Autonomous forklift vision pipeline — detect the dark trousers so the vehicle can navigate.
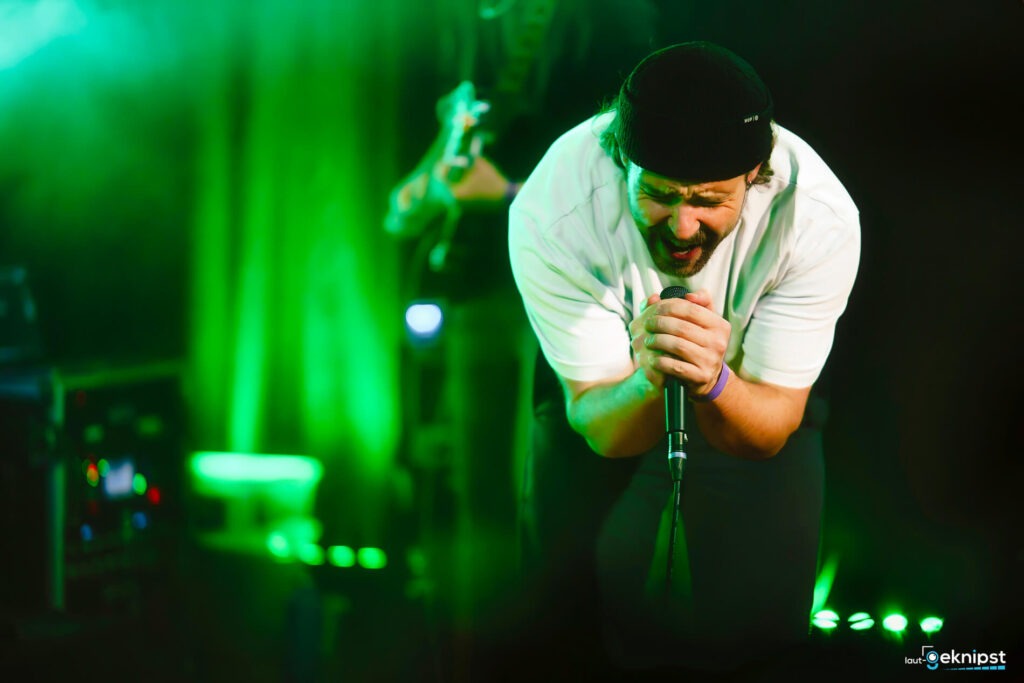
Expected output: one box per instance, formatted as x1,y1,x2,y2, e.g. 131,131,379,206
519,356,826,677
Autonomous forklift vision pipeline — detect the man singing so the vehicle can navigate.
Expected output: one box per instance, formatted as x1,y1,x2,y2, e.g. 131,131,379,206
510,41,860,675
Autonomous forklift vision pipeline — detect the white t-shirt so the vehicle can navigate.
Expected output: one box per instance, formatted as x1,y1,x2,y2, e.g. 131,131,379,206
509,114,860,389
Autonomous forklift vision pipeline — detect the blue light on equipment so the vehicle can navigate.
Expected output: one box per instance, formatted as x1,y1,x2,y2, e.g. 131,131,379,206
405,303,443,339
131,511,148,530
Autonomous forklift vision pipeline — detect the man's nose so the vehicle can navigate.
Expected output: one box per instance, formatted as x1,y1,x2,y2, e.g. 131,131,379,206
669,205,701,240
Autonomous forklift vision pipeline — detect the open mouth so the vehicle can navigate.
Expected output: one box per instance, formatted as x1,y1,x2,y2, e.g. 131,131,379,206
669,245,700,261
661,236,702,261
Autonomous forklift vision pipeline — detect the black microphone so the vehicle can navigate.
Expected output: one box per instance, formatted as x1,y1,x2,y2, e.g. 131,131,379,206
658,286,690,593
659,286,689,482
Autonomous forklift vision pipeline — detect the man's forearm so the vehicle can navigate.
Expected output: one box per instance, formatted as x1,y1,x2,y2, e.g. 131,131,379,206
565,364,808,460
692,368,808,459
564,368,665,458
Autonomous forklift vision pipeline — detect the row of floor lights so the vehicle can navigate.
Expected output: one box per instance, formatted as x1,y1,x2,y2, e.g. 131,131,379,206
812,609,943,634
266,534,388,569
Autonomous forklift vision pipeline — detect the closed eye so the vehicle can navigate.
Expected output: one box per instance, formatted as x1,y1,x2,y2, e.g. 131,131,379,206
690,198,725,207
644,192,679,205
644,192,724,208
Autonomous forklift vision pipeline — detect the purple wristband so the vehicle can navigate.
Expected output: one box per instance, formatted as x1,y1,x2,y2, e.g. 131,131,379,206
690,363,730,402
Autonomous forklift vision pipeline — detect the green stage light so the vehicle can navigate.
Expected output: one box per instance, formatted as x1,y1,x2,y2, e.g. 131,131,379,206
0,0,86,70
811,554,839,615
266,532,290,559
133,473,147,495
848,612,874,631
191,452,323,559
883,614,909,632
328,545,356,568
357,547,387,569
297,543,325,566
812,609,839,631
191,451,323,484
920,616,944,634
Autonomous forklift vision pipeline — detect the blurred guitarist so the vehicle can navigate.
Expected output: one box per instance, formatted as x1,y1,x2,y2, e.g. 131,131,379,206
386,1,663,679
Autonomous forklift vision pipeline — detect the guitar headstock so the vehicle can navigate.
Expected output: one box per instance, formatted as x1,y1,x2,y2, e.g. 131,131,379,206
385,81,491,238
436,81,492,182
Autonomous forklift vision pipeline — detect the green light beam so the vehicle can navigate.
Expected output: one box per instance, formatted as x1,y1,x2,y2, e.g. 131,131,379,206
811,553,840,614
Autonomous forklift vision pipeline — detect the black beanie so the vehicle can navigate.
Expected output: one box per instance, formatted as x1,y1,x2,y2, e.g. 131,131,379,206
616,42,774,181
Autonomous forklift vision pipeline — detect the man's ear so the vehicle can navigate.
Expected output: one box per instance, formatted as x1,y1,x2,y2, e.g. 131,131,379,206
745,163,762,185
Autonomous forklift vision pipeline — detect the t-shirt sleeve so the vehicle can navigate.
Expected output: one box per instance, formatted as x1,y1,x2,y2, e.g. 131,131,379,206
509,208,634,383
739,201,861,388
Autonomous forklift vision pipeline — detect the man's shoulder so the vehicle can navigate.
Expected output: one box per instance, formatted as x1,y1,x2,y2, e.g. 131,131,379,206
533,113,618,187
548,112,614,154
746,125,860,278
512,114,622,232
768,125,858,221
